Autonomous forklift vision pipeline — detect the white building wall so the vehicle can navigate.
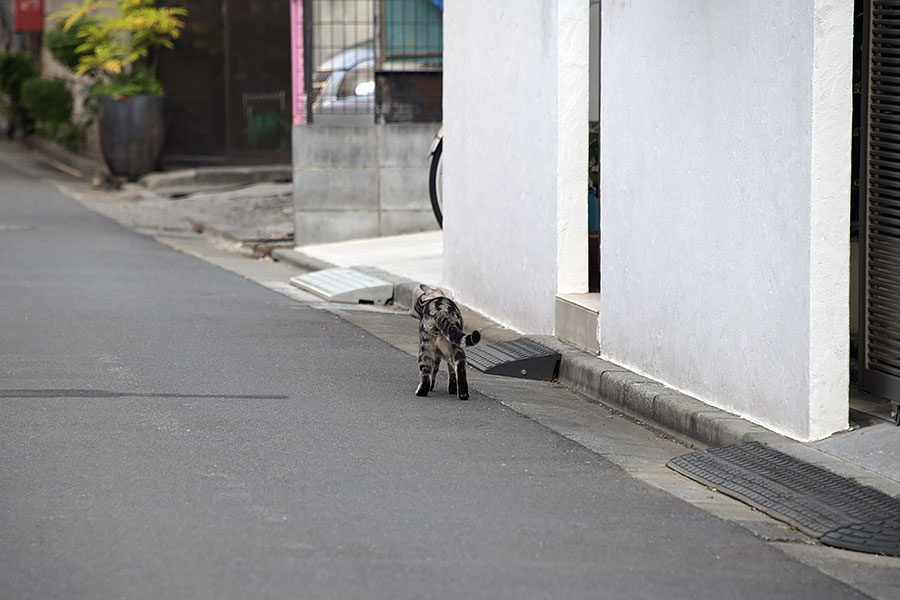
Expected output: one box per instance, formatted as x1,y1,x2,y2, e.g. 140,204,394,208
442,0,589,334
600,0,851,441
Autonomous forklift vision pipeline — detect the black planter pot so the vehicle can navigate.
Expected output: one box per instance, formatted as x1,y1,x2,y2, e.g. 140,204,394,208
97,95,166,180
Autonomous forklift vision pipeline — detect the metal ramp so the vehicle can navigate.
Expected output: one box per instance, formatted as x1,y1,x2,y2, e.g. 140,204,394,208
289,268,393,304
467,338,561,381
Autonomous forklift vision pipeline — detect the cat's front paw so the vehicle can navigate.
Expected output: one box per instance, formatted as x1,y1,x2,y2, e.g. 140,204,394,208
416,380,430,397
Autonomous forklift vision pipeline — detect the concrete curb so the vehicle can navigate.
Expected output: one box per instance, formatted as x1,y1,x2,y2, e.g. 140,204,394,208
26,137,107,181
555,346,783,448
141,165,292,190
271,246,342,274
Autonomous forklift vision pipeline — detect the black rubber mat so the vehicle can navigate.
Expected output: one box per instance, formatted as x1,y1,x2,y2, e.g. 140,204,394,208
821,517,900,556
668,442,900,551
466,338,561,381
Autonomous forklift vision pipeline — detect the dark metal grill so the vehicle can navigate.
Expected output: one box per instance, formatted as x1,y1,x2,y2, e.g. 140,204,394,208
156,0,291,163
863,1,900,395
305,0,441,124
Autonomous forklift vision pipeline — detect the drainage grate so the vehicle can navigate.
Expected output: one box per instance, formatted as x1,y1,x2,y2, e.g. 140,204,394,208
467,338,561,381
289,268,393,304
668,442,900,555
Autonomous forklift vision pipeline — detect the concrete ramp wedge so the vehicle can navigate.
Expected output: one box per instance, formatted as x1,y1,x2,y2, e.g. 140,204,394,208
289,268,393,305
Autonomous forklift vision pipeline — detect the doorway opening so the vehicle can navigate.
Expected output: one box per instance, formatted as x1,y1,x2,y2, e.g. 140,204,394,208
852,0,900,427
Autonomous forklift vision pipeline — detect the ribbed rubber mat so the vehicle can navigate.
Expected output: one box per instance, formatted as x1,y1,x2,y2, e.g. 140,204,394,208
821,517,900,556
466,338,561,381
668,442,900,546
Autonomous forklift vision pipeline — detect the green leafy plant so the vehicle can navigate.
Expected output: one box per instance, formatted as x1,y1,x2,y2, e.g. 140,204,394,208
0,52,38,105
21,77,74,125
51,0,187,100
93,65,163,99
0,52,38,136
53,121,87,152
20,77,85,152
45,16,98,73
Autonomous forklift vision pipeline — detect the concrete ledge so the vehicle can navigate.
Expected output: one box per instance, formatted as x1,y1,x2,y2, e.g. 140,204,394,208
26,136,106,181
556,346,783,448
141,165,292,190
555,294,600,353
271,247,339,274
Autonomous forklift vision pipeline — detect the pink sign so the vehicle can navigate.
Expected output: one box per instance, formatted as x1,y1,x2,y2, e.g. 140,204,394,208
290,0,306,125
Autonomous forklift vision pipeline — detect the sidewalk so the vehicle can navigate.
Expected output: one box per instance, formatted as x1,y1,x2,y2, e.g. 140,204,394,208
273,233,900,495
18,137,900,504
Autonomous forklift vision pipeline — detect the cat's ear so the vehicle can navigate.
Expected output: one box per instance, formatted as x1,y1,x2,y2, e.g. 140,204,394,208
419,284,432,293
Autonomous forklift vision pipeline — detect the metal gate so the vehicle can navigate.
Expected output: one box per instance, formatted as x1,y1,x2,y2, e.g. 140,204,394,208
156,0,292,164
859,0,900,399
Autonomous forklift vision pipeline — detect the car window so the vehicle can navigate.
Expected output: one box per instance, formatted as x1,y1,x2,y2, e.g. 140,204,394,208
337,60,375,98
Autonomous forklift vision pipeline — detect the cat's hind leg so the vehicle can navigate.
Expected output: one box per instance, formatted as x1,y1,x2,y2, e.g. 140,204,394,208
430,356,441,391
416,350,435,397
453,350,469,400
448,364,457,395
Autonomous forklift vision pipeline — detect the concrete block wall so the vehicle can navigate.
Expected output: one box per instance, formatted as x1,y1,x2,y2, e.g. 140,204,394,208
292,124,439,245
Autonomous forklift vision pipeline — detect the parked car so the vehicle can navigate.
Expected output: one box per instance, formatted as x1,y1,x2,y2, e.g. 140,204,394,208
312,41,375,126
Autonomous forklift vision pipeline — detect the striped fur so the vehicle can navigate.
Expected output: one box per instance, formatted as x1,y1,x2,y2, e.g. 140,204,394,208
413,285,480,399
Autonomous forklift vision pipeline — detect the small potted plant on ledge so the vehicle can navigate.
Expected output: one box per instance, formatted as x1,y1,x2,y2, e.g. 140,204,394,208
52,0,187,180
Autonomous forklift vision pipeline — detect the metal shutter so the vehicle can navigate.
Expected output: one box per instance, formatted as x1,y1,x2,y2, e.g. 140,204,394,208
862,0,900,397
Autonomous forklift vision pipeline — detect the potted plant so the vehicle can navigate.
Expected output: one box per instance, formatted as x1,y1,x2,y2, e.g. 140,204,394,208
52,0,187,180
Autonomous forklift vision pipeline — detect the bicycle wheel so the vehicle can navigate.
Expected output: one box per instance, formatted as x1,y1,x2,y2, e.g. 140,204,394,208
429,138,443,229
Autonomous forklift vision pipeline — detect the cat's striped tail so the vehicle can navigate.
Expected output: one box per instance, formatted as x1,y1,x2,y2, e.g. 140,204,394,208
450,327,480,346
439,317,481,347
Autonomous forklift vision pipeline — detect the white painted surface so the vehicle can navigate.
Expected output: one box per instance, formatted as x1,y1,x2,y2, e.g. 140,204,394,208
442,0,589,334
294,231,443,287
808,0,853,440
289,268,393,304
600,0,851,441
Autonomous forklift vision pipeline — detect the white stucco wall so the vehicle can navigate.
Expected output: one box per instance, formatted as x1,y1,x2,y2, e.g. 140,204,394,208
600,0,851,441
442,0,589,334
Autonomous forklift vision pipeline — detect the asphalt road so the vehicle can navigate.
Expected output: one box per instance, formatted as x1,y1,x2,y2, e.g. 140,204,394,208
0,150,870,599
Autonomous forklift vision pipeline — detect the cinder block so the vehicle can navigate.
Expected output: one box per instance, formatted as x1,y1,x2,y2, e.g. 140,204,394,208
293,169,378,210
293,125,378,169
380,210,439,236
380,168,431,211
689,412,753,448
379,124,439,166
652,390,707,437
293,211,379,245
558,353,625,400
599,370,651,408
622,380,664,420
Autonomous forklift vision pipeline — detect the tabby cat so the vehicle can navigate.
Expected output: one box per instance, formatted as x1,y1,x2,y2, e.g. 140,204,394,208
412,284,480,400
